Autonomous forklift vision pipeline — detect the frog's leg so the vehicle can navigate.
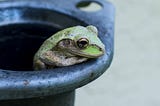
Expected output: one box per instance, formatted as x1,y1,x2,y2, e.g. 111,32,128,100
33,59,46,70
40,51,88,67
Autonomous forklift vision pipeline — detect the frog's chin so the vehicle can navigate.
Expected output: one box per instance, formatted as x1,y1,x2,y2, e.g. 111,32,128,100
67,49,105,58
75,52,104,58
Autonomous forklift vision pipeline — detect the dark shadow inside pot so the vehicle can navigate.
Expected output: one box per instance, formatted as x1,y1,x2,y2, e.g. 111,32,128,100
0,23,59,71
0,7,86,71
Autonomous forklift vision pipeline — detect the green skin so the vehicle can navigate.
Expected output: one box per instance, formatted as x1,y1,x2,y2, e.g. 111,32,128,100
33,25,105,70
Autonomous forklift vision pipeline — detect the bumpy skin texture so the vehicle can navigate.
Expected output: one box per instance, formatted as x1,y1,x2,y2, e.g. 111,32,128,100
33,25,105,70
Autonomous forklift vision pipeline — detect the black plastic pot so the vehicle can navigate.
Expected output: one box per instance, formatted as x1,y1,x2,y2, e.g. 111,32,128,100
0,0,115,106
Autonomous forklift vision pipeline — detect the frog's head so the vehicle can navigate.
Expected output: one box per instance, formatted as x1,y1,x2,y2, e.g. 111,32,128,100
57,25,105,58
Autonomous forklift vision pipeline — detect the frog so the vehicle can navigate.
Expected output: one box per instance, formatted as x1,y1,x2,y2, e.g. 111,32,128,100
33,25,105,70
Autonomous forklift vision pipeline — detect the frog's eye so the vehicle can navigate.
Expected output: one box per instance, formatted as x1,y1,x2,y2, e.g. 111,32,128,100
77,38,89,49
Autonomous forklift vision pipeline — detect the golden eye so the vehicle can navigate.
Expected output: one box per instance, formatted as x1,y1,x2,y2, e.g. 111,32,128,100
77,38,89,49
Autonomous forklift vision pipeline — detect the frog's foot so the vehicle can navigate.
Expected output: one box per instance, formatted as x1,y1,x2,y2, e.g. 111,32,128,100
33,60,46,71
40,51,88,67
56,56,88,66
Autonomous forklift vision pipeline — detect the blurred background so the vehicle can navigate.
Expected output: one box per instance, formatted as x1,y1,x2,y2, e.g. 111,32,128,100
76,0,160,106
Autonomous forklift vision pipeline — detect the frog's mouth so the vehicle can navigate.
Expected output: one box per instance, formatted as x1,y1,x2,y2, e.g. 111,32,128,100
67,45,105,58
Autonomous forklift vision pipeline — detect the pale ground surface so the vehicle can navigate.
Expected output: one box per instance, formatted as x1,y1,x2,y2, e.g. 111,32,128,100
76,0,160,106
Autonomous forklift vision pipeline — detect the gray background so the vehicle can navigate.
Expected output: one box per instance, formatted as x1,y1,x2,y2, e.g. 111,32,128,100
76,0,160,106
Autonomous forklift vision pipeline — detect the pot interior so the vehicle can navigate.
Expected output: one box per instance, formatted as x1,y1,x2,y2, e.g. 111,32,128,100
0,7,85,71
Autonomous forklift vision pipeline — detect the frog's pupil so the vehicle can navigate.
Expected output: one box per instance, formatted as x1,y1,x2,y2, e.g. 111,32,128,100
77,39,88,48
80,41,87,45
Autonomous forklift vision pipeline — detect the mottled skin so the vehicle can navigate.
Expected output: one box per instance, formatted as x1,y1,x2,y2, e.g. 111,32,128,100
33,25,105,70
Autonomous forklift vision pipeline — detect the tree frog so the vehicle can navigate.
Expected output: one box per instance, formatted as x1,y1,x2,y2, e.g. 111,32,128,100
33,25,105,70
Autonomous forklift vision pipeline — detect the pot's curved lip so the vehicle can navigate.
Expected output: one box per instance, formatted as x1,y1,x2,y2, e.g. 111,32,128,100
0,0,115,100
